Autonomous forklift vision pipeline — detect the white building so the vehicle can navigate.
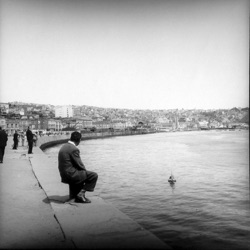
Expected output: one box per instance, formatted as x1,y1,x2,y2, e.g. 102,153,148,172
55,105,73,118
198,121,209,128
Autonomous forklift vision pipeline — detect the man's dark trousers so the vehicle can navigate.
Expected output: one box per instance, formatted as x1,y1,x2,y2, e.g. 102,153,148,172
13,140,18,149
28,140,33,154
0,146,6,162
69,170,98,198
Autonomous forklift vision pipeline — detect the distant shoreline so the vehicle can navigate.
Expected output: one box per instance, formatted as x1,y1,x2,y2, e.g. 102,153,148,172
157,127,248,133
39,128,248,150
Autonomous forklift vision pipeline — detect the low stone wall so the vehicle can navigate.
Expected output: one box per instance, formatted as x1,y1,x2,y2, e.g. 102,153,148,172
38,134,70,150
38,130,155,150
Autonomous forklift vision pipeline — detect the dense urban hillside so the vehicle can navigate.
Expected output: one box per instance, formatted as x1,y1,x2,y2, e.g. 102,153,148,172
0,101,249,134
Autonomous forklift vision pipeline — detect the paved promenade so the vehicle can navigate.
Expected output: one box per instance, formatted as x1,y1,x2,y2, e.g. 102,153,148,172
0,138,172,249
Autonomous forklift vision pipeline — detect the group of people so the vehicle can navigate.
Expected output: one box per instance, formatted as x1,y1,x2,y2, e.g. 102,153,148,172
12,128,37,152
0,127,35,163
0,127,98,204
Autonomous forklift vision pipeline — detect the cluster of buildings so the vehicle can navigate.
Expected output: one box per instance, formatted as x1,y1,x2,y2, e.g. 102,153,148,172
0,102,248,135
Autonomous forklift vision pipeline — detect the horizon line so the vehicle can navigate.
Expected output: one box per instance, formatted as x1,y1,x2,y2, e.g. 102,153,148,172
1,100,249,111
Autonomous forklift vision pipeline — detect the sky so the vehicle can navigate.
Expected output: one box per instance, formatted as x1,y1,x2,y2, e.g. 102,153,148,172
0,0,249,110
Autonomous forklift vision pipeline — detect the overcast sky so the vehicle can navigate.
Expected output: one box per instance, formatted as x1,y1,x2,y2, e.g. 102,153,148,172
0,0,249,110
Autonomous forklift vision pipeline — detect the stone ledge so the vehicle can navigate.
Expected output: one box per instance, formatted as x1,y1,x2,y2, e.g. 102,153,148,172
31,135,172,249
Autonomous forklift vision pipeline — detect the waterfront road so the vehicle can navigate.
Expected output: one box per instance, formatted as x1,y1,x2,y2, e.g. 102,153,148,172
0,139,171,249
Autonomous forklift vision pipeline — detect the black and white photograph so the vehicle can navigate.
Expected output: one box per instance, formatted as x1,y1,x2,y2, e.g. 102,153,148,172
0,0,249,249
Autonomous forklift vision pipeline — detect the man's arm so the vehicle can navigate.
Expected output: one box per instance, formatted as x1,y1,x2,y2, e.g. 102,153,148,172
71,149,86,171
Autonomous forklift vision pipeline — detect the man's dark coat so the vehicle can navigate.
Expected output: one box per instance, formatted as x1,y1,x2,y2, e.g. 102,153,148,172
26,129,33,141
58,142,87,184
0,130,8,147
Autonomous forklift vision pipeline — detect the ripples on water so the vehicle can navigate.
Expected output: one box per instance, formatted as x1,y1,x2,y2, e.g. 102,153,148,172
44,130,250,250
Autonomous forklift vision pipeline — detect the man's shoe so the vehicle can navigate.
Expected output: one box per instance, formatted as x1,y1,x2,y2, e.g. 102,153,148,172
75,195,91,203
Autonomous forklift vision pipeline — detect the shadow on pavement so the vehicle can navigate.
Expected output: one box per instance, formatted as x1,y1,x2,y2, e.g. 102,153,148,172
43,195,69,204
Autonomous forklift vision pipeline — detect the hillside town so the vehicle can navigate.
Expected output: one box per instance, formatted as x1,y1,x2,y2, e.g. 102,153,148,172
0,101,249,135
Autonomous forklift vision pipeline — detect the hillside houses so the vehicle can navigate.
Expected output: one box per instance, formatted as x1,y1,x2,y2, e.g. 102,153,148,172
0,102,248,135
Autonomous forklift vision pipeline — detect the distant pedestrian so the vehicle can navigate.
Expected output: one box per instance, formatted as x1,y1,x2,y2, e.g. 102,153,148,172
12,130,19,150
26,127,33,154
33,132,38,147
20,132,25,146
0,127,8,163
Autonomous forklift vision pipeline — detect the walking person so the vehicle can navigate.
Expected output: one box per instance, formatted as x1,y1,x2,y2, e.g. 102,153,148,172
0,127,8,163
26,127,33,154
58,131,98,203
12,130,19,150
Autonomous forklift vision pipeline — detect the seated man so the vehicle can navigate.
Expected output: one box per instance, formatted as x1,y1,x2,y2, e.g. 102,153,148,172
58,131,98,203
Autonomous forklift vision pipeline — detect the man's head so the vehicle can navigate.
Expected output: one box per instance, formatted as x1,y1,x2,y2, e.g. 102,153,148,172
70,131,82,146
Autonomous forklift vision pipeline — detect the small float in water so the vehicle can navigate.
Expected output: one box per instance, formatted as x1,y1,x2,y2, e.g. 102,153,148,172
168,173,176,183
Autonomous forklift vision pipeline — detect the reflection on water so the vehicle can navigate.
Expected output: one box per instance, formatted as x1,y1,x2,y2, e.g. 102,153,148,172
169,182,176,191
44,130,250,250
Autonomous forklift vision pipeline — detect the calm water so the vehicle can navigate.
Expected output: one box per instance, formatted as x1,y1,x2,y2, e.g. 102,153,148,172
44,130,250,250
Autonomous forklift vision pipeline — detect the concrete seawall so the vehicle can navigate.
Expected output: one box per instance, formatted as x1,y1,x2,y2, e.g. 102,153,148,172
38,134,70,149
1,134,172,249
38,130,157,150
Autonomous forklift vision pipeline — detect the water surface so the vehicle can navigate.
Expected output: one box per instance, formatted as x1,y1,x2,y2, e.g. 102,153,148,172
45,130,250,250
